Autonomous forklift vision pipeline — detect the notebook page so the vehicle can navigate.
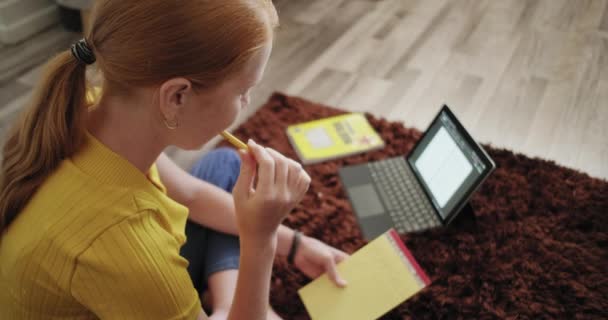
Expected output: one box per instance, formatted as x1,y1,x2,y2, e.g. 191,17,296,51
298,232,427,320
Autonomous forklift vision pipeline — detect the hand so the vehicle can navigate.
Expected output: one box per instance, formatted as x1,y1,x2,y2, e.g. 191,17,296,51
232,140,311,241
294,235,350,288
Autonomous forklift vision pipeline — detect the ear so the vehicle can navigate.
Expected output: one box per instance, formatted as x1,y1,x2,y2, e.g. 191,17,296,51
158,78,193,120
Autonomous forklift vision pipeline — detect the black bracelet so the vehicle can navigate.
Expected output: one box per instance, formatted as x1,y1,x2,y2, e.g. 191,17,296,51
287,231,302,264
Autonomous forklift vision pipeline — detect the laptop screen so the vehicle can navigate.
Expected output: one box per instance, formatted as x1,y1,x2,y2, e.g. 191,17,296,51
407,107,492,221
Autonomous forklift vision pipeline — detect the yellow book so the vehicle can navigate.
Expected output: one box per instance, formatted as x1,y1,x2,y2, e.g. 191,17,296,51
286,113,384,164
298,229,431,320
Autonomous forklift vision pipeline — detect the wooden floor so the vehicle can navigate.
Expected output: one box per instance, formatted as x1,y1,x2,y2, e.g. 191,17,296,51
1,0,607,180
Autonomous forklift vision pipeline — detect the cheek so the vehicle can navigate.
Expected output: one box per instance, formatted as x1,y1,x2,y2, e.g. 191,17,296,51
212,97,240,125
199,96,238,118
188,94,241,133
225,96,241,118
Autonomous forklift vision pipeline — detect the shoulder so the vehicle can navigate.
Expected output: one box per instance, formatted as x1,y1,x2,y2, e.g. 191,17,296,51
76,208,181,261
70,209,200,319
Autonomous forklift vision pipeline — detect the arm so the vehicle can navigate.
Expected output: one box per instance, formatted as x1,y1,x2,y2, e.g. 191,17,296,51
157,151,348,287
230,232,277,319
156,152,296,256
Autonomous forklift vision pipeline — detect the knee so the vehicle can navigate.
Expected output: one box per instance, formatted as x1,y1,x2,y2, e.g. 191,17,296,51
190,147,241,192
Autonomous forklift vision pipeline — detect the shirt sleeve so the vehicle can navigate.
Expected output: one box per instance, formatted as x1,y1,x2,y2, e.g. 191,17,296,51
70,210,202,320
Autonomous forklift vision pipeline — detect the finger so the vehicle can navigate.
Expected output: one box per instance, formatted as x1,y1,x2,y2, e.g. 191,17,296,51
287,159,302,187
324,256,348,288
246,140,275,192
266,148,288,189
296,169,311,197
333,249,349,263
233,149,257,200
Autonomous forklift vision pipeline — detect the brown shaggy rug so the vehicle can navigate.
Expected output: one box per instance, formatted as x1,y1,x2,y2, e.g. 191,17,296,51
218,93,608,319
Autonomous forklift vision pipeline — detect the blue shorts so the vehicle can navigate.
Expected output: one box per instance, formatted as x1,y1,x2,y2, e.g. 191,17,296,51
179,148,242,295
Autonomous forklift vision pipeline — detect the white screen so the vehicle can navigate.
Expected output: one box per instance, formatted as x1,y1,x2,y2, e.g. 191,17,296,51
415,127,472,208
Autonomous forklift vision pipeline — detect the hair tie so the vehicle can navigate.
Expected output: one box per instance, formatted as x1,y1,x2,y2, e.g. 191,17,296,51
71,39,96,65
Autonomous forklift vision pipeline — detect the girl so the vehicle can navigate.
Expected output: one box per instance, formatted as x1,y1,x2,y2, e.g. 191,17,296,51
0,1,348,319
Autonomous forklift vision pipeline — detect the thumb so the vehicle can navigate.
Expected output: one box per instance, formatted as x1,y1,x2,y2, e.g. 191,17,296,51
325,257,348,288
233,148,256,200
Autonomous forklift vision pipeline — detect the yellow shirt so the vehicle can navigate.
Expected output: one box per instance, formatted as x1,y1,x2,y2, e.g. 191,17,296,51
0,132,201,319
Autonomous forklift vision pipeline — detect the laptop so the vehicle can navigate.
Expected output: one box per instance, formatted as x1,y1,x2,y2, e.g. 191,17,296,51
339,105,495,239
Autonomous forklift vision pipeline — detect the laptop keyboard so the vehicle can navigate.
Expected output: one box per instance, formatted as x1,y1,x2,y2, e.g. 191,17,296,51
368,157,441,233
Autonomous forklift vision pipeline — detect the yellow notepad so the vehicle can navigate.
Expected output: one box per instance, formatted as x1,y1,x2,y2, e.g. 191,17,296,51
298,229,430,320
286,113,384,164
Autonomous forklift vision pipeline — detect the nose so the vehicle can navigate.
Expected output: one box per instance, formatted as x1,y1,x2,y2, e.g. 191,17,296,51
241,93,251,108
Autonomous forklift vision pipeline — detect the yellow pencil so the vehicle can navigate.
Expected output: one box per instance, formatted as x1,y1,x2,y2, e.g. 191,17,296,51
220,131,249,150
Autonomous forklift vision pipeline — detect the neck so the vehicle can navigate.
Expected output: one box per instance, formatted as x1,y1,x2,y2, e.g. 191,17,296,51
87,94,166,174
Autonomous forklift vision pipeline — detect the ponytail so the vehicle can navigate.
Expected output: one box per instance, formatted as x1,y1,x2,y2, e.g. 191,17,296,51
0,50,88,232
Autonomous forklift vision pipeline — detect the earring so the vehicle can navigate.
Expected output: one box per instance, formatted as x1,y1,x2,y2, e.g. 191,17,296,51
163,116,179,130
